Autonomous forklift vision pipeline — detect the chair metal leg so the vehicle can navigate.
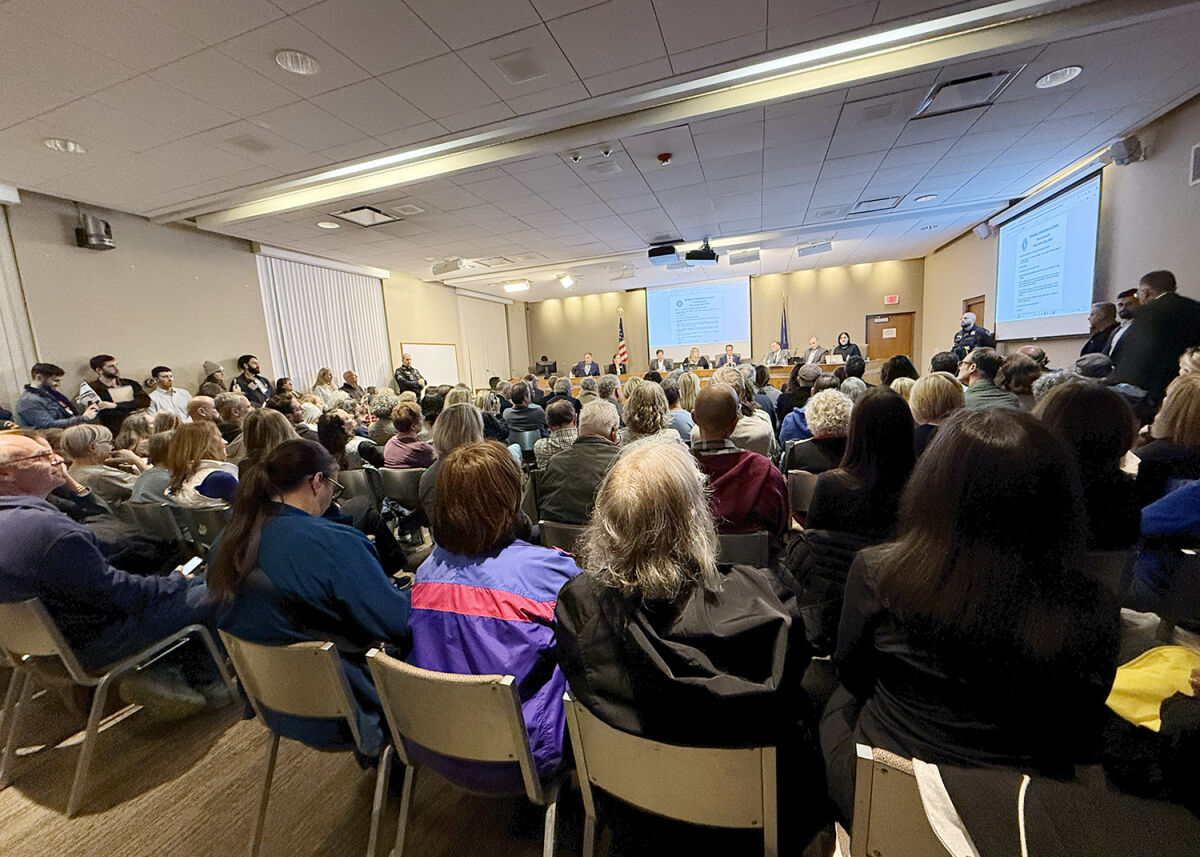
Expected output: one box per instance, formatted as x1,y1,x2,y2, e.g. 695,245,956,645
0,668,22,755
0,671,33,788
193,627,240,700
249,734,280,857
541,788,559,857
582,814,596,857
393,763,417,857
67,672,115,817
367,744,393,857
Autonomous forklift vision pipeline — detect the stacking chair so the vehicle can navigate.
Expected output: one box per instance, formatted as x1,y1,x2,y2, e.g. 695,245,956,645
1155,549,1200,641
846,744,955,857
218,632,387,857
717,531,770,566
787,470,819,521
379,467,425,512
338,468,380,509
509,430,540,465
365,650,561,857
540,520,586,554
564,692,777,857
171,505,231,558
123,501,190,554
0,598,235,816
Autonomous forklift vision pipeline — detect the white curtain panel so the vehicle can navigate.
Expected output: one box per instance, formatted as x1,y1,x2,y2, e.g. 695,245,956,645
0,206,38,408
456,295,511,389
256,255,392,393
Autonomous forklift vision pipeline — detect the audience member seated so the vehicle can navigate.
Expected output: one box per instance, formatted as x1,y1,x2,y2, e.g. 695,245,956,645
147,366,191,421
1032,368,1083,405
85,354,150,432
753,364,781,413
554,438,823,848
1034,381,1139,550
63,423,148,507
691,383,788,554
187,395,219,424
0,434,222,717
502,381,549,439
1129,480,1200,614
367,391,399,444
619,381,682,447
211,439,411,756
521,373,546,406
266,392,318,441
780,372,839,443
495,381,513,415
543,377,583,417
783,390,852,475
214,391,251,443
576,376,598,405
408,441,579,789
1019,344,1052,372
887,376,913,402
691,366,778,457
130,431,176,503
676,370,699,412
237,408,298,475
318,409,382,470
383,401,435,470
776,363,820,428
909,371,965,455
473,389,512,444
165,421,238,508
418,403,484,528
960,348,1020,410
340,370,366,401
113,408,153,458
878,355,919,385
16,363,100,428
662,379,694,441
310,368,336,410
1135,373,1200,505
820,409,1122,825
299,400,322,437
997,352,1043,410
840,376,868,402
534,400,577,468
596,374,623,420
420,390,445,435
227,355,271,406
930,350,960,375
538,401,621,525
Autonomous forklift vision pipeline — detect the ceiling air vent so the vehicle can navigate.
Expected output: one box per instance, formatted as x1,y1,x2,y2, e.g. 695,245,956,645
913,67,1024,118
796,241,833,257
492,48,547,84
475,256,515,267
393,203,425,216
331,205,400,227
850,196,903,214
1190,143,1200,186
809,204,852,221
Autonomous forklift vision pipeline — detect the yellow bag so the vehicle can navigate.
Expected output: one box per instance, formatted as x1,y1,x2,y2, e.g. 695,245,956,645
1106,645,1200,731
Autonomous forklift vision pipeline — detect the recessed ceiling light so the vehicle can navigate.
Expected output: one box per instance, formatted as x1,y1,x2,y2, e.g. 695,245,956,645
1035,66,1082,89
43,137,86,154
558,273,575,288
503,280,530,293
316,221,340,229
915,194,938,202
275,49,321,76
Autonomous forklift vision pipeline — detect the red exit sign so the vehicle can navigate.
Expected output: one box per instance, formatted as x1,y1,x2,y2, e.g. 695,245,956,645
883,294,900,305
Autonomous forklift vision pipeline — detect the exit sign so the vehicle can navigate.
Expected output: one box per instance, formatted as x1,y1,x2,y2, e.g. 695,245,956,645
883,294,900,305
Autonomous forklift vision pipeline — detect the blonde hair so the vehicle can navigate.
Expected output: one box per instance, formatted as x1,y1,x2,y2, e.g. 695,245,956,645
240,408,296,471
312,367,333,389
1179,347,1200,376
621,381,670,436
62,423,112,461
889,376,916,402
444,387,472,406
581,438,720,601
431,403,484,457
711,365,744,393
299,393,322,409
1152,373,1200,447
622,376,645,399
805,390,853,437
165,421,225,493
398,391,418,403
677,371,699,410
909,372,965,425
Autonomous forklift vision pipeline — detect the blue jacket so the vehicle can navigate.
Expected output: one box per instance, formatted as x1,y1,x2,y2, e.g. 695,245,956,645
779,406,812,444
218,504,411,755
408,540,579,791
0,495,193,667
15,384,87,428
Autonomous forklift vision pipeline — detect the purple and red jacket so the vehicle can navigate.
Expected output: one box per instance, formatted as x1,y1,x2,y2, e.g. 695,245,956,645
408,539,579,791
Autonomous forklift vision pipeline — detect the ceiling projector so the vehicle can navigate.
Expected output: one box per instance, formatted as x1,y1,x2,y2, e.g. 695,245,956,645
648,243,678,265
684,239,719,265
432,258,467,276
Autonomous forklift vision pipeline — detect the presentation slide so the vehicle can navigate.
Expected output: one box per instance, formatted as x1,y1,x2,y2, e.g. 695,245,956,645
995,173,1101,340
646,279,751,361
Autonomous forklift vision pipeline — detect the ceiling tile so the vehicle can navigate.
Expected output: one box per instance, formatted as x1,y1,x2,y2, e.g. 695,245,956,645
530,0,607,19
458,25,582,101
767,1,875,52
380,53,501,118
251,101,368,149
311,79,432,136
295,0,448,75
0,10,137,96
653,0,766,54
93,76,239,139
495,194,556,215
404,0,541,49
692,123,764,160
373,121,449,148
505,81,592,114
150,48,298,118
546,0,667,79
216,18,371,97
583,57,674,97
129,0,285,43
667,32,767,76
319,137,390,161
458,175,532,202
439,102,516,132
36,99,180,154
0,67,80,130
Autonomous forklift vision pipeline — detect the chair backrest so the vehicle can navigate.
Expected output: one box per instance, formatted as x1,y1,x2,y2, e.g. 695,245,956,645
540,520,585,554
1083,550,1137,599
338,468,376,504
365,650,544,802
172,506,230,555
219,632,362,749
1159,549,1200,628
379,467,425,509
0,598,89,680
509,429,540,452
124,501,187,545
787,470,818,518
717,531,769,566
563,693,775,833
850,744,954,857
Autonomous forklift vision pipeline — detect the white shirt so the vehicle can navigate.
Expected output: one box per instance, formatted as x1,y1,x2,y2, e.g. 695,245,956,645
1108,319,1133,352
148,386,192,421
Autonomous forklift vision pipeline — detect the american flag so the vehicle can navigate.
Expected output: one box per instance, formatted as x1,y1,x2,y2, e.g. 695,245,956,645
617,318,627,368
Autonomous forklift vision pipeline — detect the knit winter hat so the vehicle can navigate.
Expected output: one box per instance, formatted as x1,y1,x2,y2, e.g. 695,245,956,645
202,361,223,376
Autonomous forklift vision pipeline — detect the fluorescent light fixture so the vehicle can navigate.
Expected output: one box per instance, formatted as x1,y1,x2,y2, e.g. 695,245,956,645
315,220,340,229
503,280,531,293
728,248,761,265
275,49,321,76
43,138,86,154
331,205,400,227
796,241,833,257
915,194,938,202
558,273,575,288
1036,65,1082,88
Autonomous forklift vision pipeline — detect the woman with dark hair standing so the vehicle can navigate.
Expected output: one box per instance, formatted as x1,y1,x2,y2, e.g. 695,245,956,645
408,441,578,790
878,354,919,385
821,409,1119,824
832,331,861,360
807,387,915,537
211,439,411,756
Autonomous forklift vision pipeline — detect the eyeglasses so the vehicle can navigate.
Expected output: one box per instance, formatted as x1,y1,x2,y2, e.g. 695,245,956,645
4,450,62,465
323,474,345,501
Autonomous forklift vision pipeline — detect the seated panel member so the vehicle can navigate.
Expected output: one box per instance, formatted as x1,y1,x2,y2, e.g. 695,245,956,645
763,340,789,366
604,353,625,376
682,347,710,369
649,349,674,372
714,344,740,367
832,332,861,361
573,352,602,378
803,337,830,364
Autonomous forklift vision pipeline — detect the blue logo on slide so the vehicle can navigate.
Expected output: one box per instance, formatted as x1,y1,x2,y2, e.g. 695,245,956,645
676,300,683,307
1021,238,1028,252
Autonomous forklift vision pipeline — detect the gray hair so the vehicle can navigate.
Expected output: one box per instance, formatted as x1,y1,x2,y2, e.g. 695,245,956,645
579,400,619,438
62,423,113,460
213,391,247,421
368,391,399,420
580,376,598,392
581,437,721,601
326,390,353,413
554,377,571,395
431,403,484,457
1032,369,1082,402
622,381,670,435
711,365,745,395
840,376,868,403
805,390,853,437
598,374,620,398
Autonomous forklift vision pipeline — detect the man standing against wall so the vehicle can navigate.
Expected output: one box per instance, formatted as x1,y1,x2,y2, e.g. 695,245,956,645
80,354,148,433
230,355,271,407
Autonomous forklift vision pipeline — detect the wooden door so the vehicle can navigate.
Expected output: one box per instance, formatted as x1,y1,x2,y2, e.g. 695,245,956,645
864,312,915,361
964,295,985,323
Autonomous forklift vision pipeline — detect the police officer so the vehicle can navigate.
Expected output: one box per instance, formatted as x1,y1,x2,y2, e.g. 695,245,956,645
393,353,426,395
952,311,995,360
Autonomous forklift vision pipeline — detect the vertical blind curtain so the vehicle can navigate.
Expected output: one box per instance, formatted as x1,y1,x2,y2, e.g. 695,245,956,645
256,256,392,394
0,206,38,408
456,295,511,389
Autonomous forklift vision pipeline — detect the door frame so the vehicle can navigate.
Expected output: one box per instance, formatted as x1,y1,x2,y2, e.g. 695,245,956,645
864,310,916,361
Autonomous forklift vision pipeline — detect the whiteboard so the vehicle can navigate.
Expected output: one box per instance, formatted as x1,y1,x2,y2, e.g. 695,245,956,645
400,343,458,386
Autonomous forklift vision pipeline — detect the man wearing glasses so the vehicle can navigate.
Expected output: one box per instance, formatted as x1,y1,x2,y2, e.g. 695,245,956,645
0,434,225,718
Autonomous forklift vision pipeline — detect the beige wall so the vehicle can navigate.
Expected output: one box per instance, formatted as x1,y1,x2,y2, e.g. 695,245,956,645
7,191,268,393
527,289,649,373
920,232,999,371
753,260,925,362
381,272,466,381
506,300,531,375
